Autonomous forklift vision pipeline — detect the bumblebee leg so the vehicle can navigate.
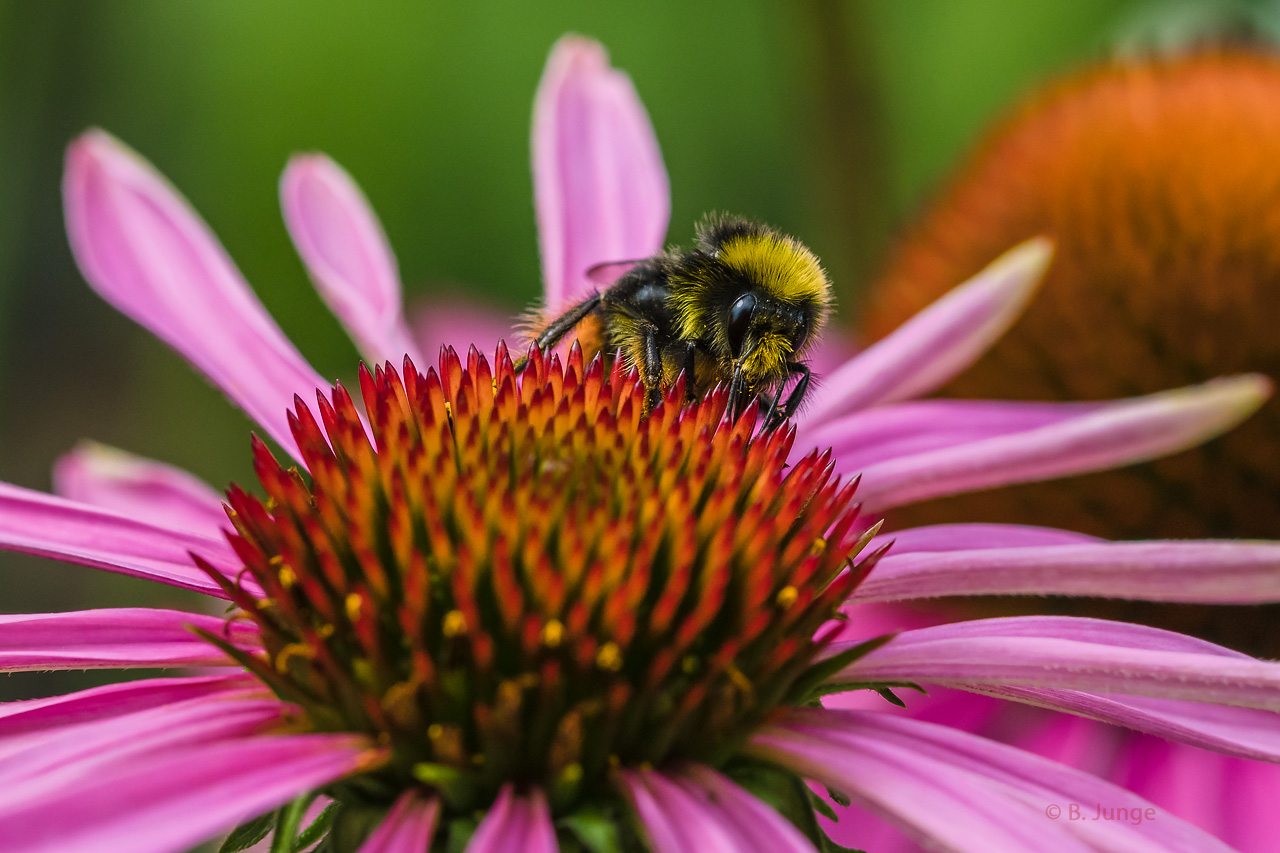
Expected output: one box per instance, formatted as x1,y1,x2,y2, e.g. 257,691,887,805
681,341,699,401
766,362,812,428
641,326,664,413
725,360,747,420
512,293,603,373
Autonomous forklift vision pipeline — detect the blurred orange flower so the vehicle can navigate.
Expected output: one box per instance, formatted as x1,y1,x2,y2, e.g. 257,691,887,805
866,49,1280,544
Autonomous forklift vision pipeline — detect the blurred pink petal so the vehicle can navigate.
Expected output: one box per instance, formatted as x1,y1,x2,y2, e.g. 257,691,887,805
856,539,1280,603
465,786,556,853
0,696,284,802
678,765,818,853
800,239,1051,428
0,481,241,596
53,441,226,536
410,297,518,361
754,707,1232,852
63,130,326,461
0,733,376,853
0,674,255,738
355,790,439,853
533,34,669,309
0,608,258,672
617,768,741,853
840,616,1280,709
281,154,424,366
851,375,1271,511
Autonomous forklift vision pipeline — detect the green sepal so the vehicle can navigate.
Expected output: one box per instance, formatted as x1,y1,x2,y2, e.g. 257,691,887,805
271,793,319,853
808,790,839,823
726,759,825,849
219,812,274,852
557,806,625,853
292,801,337,852
782,635,896,705
809,680,927,701
444,816,480,853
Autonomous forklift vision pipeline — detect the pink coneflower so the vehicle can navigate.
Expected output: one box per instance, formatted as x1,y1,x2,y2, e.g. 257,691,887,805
2,34,1280,853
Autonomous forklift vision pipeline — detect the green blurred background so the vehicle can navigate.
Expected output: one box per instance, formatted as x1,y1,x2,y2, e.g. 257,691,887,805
0,0,1164,701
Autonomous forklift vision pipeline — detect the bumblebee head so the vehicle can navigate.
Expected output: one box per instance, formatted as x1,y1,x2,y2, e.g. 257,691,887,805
673,215,832,388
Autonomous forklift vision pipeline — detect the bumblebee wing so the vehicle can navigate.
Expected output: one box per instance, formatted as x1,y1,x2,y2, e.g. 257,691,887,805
585,259,646,286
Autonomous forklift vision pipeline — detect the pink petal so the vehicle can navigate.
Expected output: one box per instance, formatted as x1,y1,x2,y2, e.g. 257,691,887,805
617,768,740,853
0,608,258,671
678,765,818,853
356,790,440,853
410,297,517,361
465,786,556,853
800,398,1103,472
0,695,286,803
800,239,1051,428
0,673,255,738
0,733,377,853
53,442,227,536
751,707,1231,852
838,616,1280,710
855,539,1280,603
281,154,424,366
533,35,669,310
885,523,1102,554
851,375,1272,511
973,686,1280,763
0,480,242,597
63,130,327,462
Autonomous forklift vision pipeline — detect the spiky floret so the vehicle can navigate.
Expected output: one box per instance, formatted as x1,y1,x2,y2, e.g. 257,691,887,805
199,341,883,844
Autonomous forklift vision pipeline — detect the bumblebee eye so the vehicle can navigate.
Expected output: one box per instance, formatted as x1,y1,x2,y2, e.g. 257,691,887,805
726,293,756,357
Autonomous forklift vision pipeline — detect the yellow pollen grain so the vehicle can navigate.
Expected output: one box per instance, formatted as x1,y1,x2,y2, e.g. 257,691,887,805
273,642,314,674
443,401,453,417
428,723,444,741
345,593,363,621
541,619,565,648
278,565,297,589
318,624,335,638
775,585,799,608
726,664,754,696
595,642,623,672
443,610,468,638
255,597,275,610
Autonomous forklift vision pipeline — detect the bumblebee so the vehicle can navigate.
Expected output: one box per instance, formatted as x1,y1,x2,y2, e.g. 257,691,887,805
516,215,832,425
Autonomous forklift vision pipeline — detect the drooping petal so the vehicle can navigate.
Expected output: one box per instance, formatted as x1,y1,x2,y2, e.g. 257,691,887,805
465,786,556,853
0,673,256,738
617,768,741,853
751,707,1231,852
53,442,227,536
533,34,669,309
855,540,1280,603
800,239,1051,428
63,130,327,461
971,686,1280,763
0,733,378,853
355,790,440,853
0,481,242,596
410,298,517,361
0,608,258,672
850,375,1271,511
0,695,286,801
677,765,818,853
836,616,1280,710
281,154,424,366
